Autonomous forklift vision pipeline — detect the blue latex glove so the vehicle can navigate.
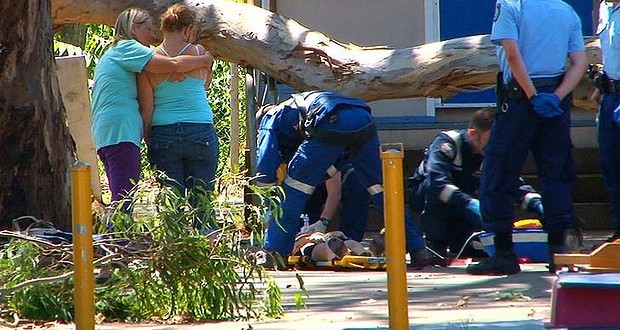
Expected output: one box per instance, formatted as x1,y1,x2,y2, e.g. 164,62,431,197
613,104,620,127
531,93,563,118
527,197,544,217
464,199,483,229
466,199,480,215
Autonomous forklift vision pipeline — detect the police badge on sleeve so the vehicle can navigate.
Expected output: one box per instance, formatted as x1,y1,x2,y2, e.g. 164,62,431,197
440,142,456,160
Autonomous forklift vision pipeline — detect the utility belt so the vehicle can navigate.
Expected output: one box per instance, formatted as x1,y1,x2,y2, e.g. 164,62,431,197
595,74,620,94
306,122,377,148
502,75,564,101
496,72,564,111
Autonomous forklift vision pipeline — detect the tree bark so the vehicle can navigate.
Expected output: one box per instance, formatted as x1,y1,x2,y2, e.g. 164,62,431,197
51,0,602,110
0,0,74,230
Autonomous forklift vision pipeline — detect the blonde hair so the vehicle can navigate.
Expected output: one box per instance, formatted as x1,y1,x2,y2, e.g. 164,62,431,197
160,4,195,33
113,8,152,45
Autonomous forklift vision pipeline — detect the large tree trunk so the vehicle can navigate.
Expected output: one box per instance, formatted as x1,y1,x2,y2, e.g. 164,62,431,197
0,0,74,230
51,0,602,110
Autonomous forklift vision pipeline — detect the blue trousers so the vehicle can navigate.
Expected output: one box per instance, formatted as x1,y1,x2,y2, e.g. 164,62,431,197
420,199,483,253
264,109,425,255
339,168,371,241
480,88,575,237
598,92,620,232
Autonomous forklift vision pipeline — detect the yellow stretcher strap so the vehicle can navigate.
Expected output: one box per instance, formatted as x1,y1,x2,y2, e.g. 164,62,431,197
288,255,387,270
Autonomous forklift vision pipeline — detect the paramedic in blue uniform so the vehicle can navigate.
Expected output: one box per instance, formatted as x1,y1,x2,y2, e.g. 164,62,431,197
254,106,370,240
255,91,427,266
592,0,620,243
407,109,544,259
466,0,587,275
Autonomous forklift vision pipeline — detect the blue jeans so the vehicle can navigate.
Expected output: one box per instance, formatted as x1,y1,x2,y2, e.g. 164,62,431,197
148,123,219,196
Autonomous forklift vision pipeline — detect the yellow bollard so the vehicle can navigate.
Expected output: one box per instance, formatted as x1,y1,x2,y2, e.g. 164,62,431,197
71,162,94,330
380,143,409,330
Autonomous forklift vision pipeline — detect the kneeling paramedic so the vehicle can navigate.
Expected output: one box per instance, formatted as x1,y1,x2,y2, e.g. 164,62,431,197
407,109,544,260
255,91,427,267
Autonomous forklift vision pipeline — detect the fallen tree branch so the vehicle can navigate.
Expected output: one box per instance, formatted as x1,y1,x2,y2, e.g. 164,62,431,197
49,0,601,109
0,253,117,299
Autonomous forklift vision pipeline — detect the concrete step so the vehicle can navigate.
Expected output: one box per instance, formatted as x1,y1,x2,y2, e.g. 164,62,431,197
403,147,601,180
522,174,609,204
522,147,601,175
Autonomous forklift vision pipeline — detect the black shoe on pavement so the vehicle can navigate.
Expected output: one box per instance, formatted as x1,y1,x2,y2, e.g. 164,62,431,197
465,251,520,275
408,248,431,270
408,247,450,269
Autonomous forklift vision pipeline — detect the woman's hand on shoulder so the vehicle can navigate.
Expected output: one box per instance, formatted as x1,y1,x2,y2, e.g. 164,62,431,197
196,44,213,66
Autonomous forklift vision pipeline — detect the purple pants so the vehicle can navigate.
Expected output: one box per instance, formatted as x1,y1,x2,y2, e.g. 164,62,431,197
97,142,141,213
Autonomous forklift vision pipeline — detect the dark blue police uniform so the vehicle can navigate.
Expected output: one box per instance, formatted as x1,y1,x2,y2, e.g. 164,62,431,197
467,0,586,275
256,91,425,255
408,129,541,256
596,0,620,240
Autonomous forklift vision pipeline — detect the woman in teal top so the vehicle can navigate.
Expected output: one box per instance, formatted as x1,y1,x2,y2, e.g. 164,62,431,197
137,4,219,228
91,7,212,216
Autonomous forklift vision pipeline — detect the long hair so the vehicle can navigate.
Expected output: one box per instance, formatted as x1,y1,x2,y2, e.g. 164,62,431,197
112,7,152,45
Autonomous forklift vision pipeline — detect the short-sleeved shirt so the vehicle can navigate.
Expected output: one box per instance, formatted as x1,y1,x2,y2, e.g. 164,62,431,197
598,1,620,80
91,39,155,150
491,0,585,83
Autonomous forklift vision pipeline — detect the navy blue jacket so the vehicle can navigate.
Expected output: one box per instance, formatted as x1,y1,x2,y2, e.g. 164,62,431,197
408,130,537,212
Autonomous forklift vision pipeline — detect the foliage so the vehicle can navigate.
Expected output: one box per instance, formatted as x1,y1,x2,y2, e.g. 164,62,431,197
210,60,248,177
53,24,114,81
0,241,74,322
0,172,285,323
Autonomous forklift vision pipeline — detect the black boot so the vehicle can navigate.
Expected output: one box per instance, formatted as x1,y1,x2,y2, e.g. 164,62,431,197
466,233,520,275
408,247,431,269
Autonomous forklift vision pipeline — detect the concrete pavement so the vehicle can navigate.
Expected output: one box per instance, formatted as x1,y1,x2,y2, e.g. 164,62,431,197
81,264,556,330
15,231,613,330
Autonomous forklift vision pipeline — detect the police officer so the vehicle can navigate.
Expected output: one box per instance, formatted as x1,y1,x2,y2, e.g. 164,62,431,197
408,109,544,259
255,91,427,266
592,0,620,243
466,0,587,275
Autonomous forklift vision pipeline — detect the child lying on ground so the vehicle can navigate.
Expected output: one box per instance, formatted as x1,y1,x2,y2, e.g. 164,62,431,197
290,231,372,262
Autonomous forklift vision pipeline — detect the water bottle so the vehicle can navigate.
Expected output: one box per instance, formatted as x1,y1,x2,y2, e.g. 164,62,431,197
300,213,310,233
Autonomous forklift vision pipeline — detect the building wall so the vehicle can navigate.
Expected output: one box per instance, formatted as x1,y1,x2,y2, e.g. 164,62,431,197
275,0,430,122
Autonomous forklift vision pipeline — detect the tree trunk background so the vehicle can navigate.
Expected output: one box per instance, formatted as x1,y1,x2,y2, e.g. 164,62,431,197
51,0,602,111
0,0,74,230
56,23,87,48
